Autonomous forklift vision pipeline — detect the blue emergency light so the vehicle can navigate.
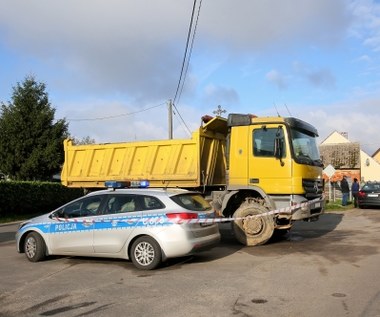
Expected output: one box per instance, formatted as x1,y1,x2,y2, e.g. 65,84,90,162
105,180,150,189
105,181,130,189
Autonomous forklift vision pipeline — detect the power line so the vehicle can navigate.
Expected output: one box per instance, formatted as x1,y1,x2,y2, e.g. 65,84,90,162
175,0,203,106
173,0,198,104
67,1,201,135
67,102,166,122
173,103,191,135
171,0,202,136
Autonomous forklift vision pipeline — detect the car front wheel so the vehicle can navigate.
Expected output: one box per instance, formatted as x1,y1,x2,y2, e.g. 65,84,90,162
24,232,46,262
130,236,162,270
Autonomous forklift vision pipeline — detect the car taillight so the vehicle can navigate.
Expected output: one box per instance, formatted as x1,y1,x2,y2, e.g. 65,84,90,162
166,213,198,221
358,191,366,198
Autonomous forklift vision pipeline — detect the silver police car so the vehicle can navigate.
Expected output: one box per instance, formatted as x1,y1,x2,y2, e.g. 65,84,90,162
16,184,220,270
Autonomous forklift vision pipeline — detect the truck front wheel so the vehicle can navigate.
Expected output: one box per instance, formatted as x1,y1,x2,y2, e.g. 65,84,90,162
232,200,274,246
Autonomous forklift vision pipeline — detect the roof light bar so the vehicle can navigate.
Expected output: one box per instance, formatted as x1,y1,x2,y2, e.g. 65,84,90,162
104,180,150,189
130,180,150,188
105,181,130,189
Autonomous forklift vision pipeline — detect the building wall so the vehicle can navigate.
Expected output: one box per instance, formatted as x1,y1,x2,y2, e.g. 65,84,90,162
373,151,380,164
320,131,380,183
321,131,350,145
360,151,380,182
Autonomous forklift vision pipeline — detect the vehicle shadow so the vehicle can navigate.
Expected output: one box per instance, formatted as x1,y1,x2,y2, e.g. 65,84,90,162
166,212,344,268
359,205,380,210
26,213,344,272
162,222,244,269
286,212,343,240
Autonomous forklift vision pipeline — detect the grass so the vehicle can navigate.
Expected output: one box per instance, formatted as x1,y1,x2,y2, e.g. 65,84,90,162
325,199,354,211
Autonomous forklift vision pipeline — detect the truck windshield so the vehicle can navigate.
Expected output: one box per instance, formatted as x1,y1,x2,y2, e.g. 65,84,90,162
290,128,323,167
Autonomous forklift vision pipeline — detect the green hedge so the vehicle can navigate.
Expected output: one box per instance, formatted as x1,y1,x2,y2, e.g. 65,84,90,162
0,181,84,218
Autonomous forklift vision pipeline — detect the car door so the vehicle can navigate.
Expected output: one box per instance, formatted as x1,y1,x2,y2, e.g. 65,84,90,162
48,195,104,254
93,194,143,254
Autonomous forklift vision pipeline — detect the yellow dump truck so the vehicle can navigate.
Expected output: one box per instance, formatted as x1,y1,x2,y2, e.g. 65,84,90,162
61,113,325,246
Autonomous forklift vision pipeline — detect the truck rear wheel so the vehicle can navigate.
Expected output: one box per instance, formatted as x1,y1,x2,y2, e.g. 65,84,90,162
232,200,274,246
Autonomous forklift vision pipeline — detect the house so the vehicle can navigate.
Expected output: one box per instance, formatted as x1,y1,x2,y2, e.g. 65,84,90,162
319,131,380,183
372,148,380,164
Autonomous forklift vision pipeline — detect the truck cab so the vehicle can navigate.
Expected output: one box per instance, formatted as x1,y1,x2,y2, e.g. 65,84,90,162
218,114,325,245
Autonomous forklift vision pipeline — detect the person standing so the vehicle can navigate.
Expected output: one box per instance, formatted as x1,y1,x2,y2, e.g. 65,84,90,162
340,175,350,206
351,178,360,207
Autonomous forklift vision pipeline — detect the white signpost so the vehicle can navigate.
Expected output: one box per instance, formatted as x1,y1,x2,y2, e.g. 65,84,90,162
323,164,336,201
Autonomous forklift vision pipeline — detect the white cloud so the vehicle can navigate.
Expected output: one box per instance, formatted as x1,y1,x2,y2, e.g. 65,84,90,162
348,0,380,51
0,0,379,158
354,54,372,62
266,70,288,89
202,84,240,108
0,0,351,102
306,98,380,155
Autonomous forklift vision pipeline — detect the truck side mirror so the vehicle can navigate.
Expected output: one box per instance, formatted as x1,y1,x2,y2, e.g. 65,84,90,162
274,137,283,157
274,126,285,166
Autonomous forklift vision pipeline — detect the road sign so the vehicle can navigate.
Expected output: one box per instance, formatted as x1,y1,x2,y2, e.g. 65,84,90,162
323,164,336,178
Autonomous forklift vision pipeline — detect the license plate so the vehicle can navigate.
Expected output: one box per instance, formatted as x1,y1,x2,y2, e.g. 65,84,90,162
368,194,378,197
314,202,321,208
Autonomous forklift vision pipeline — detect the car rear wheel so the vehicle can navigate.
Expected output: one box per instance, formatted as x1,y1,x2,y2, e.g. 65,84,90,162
130,236,162,270
24,232,46,262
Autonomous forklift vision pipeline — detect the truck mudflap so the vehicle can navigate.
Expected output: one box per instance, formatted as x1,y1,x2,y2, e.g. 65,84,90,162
290,196,325,221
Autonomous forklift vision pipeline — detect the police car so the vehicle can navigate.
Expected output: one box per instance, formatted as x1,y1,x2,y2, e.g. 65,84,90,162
16,181,221,270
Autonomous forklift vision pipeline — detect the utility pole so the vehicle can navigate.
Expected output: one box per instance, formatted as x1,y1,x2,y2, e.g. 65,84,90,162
168,99,173,139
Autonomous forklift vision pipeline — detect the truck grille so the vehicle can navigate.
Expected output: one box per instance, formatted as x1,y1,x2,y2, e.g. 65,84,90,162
302,178,324,199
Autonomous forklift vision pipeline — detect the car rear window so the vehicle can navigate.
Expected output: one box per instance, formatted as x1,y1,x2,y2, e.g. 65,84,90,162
362,183,380,191
170,193,212,211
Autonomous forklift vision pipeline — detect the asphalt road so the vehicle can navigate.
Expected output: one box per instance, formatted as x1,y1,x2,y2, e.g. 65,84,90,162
0,209,379,317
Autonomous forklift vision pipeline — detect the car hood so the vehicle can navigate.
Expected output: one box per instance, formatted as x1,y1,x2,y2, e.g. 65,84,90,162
19,213,51,227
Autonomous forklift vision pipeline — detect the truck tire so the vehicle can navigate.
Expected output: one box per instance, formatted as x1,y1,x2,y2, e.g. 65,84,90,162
232,200,275,246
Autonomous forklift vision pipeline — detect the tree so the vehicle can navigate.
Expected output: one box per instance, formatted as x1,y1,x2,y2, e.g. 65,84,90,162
0,76,68,180
71,136,96,145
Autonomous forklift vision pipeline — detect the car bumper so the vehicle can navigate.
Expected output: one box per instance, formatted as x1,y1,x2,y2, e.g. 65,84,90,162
358,200,380,207
156,224,221,258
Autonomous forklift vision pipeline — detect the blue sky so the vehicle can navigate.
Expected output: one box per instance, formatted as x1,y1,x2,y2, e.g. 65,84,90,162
0,0,379,154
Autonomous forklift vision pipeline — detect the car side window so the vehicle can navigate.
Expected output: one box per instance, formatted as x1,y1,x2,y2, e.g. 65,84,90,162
141,196,165,210
104,195,142,214
170,193,211,211
55,196,104,218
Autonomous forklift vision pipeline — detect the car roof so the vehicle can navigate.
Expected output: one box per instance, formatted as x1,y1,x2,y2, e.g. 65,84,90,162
86,188,194,198
362,182,380,189
363,181,380,186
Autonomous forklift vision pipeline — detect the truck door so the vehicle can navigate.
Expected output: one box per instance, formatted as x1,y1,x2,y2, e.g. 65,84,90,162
248,124,292,194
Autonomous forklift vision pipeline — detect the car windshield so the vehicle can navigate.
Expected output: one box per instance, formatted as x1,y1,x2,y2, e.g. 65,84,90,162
290,128,322,166
170,193,212,211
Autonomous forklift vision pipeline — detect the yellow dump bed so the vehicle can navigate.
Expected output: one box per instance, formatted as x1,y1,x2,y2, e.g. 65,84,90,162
61,116,228,188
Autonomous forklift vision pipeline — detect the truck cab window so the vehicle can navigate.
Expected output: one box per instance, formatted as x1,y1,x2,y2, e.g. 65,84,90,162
290,128,322,166
253,127,285,157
